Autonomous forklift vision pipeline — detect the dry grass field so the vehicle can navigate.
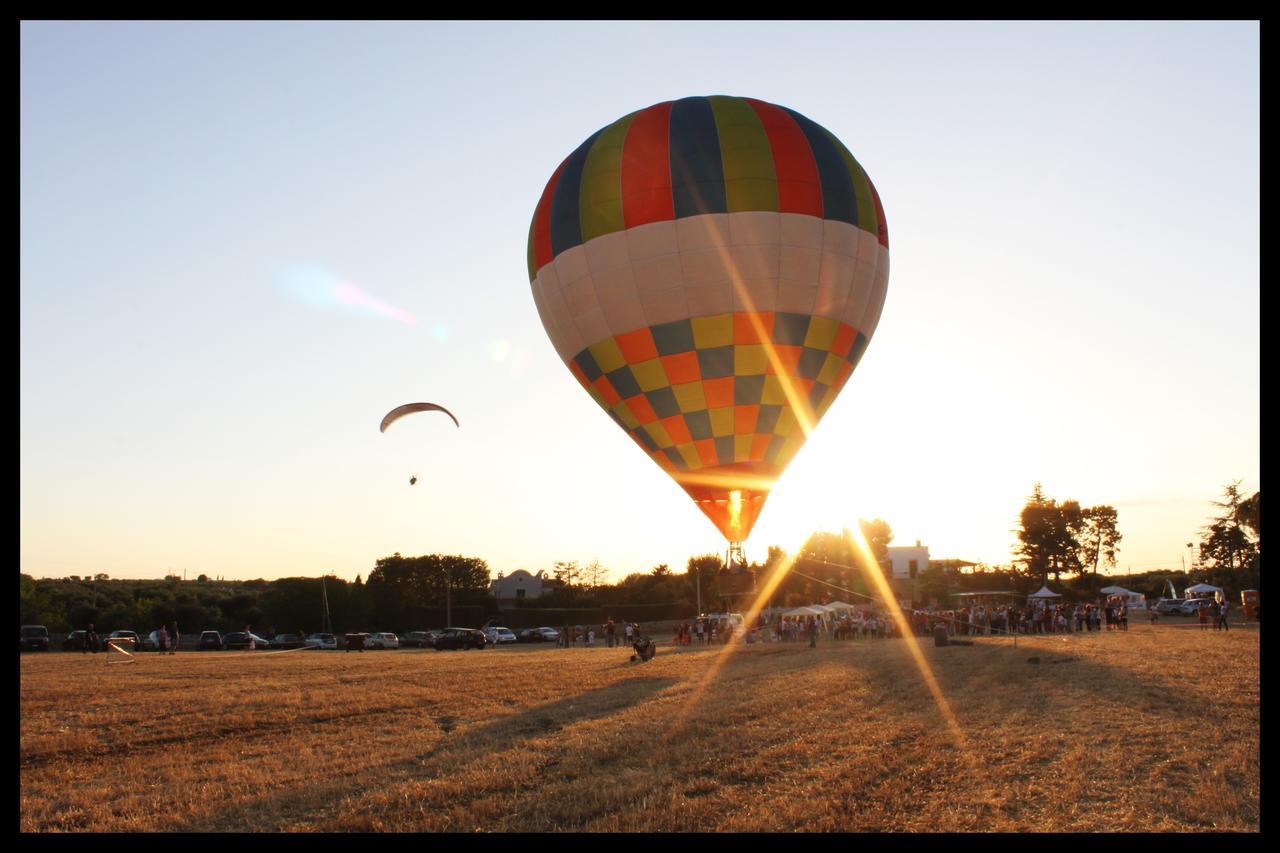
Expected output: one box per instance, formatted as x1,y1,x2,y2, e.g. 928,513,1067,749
19,622,1259,832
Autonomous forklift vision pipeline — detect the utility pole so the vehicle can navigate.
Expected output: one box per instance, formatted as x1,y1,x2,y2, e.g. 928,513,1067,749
321,576,331,634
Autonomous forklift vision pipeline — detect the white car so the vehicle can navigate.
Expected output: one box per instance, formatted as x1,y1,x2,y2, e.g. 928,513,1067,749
486,627,518,645
366,632,400,649
305,632,338,650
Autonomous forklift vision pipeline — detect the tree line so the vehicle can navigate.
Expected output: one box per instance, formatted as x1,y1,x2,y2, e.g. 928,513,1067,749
21,480,1258,634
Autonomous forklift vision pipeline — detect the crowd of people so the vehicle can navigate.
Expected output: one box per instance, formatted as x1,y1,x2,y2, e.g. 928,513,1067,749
556,620,642,648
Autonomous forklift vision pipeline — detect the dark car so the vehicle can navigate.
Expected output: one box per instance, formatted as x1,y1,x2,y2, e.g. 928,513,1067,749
432,627,487,650
197,631,223,651
20,625,50,652
62,630,96,652
517,628,552,643
272,633,305,649
402,631,435,648
103,630,142,651
222,632,271,650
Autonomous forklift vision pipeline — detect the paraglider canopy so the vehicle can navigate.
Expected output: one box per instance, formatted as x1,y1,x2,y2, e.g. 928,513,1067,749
380,402,460,433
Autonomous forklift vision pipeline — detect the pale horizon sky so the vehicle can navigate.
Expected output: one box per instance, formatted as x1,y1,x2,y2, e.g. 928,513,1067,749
21,21,1259,583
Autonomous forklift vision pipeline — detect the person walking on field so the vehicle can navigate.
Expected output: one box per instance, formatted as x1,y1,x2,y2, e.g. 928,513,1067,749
1198,600,1209,632
1217,599,1230,632
169,622,180,654
156,624,169,654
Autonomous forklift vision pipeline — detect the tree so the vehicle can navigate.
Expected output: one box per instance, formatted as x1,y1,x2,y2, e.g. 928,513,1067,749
582,560,608,589
1199,481,1259,571
685,554,724,580
650,564,671,578
1015,483,1087,583
552,560,582,588
1078,505,1122,577
858,519,894,577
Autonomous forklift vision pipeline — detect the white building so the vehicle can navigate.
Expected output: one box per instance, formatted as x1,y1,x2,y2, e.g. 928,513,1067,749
490,569,547,602
886,541,930,580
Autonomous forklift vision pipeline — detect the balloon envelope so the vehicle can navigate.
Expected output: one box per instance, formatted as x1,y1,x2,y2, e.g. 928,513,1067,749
527,96,888,541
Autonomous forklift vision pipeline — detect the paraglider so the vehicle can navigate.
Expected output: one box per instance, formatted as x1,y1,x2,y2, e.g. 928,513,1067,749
527,95,888,546
379,402,460,433
379,402,459,485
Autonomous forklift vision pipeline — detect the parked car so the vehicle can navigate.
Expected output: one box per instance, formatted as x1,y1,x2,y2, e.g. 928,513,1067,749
433,627,487,650
401,631,436,648
20,625,50,652
305,633,338,650
535,626,560,642
366,632,400,650
517,627,559,643
1178,598,1218,616
222,631,271,650
486,626,517,645
104,630,142,651
1152,599,1185,615
197,631,223,651
272,633,305,649
62,630,95,651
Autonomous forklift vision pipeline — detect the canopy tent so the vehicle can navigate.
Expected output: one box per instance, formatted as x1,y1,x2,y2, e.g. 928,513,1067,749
1100,585,1149,610
1027,586,1062,599
823,600,858,611
783,606,825,618
1185,583,1223,596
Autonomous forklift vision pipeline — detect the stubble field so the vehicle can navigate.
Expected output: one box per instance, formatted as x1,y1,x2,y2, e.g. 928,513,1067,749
19,622,1259,832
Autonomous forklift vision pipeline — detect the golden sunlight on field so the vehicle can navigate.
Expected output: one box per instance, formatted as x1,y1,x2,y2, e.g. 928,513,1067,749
19,625,1258,832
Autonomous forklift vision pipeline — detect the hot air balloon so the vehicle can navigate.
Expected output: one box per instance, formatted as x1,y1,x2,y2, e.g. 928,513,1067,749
380,403,460,485
527,96,888,546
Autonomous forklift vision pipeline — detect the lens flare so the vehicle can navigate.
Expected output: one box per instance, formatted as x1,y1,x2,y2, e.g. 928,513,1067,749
282,266,417,325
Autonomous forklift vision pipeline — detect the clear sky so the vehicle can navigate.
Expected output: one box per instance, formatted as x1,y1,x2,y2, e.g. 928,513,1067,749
21,21,1259,583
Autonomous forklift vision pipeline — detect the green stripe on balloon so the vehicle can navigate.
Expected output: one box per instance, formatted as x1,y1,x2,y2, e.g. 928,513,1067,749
579,111,637,244
709,96,780,213
824,128,879,241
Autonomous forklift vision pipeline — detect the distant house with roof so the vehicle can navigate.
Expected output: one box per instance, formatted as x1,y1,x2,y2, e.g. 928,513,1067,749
490,569,547,603
887,541,930,580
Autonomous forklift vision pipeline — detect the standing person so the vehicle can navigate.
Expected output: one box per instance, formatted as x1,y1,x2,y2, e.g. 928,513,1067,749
807,617,818,648
169,622,180,654
1217,599,1230,632
587,627,595,647
85,622,97,654
1197,600,1209,632
247,626,256,650
1149,606,1158,627
156,624,169,654
1118,604,1127,632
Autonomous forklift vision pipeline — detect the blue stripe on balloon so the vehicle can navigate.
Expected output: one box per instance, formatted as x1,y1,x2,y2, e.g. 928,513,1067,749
549,128,605,256
780,108,857,227
668,97,727,219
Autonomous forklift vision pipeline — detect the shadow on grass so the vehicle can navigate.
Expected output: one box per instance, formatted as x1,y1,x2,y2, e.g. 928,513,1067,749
174,674,677,831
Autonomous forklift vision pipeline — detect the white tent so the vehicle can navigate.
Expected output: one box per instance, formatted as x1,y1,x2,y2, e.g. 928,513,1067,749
783,606,824,618
1027,585,1062,599
1185,583,1223,596
823,600,858,611
1101,585,1148,610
